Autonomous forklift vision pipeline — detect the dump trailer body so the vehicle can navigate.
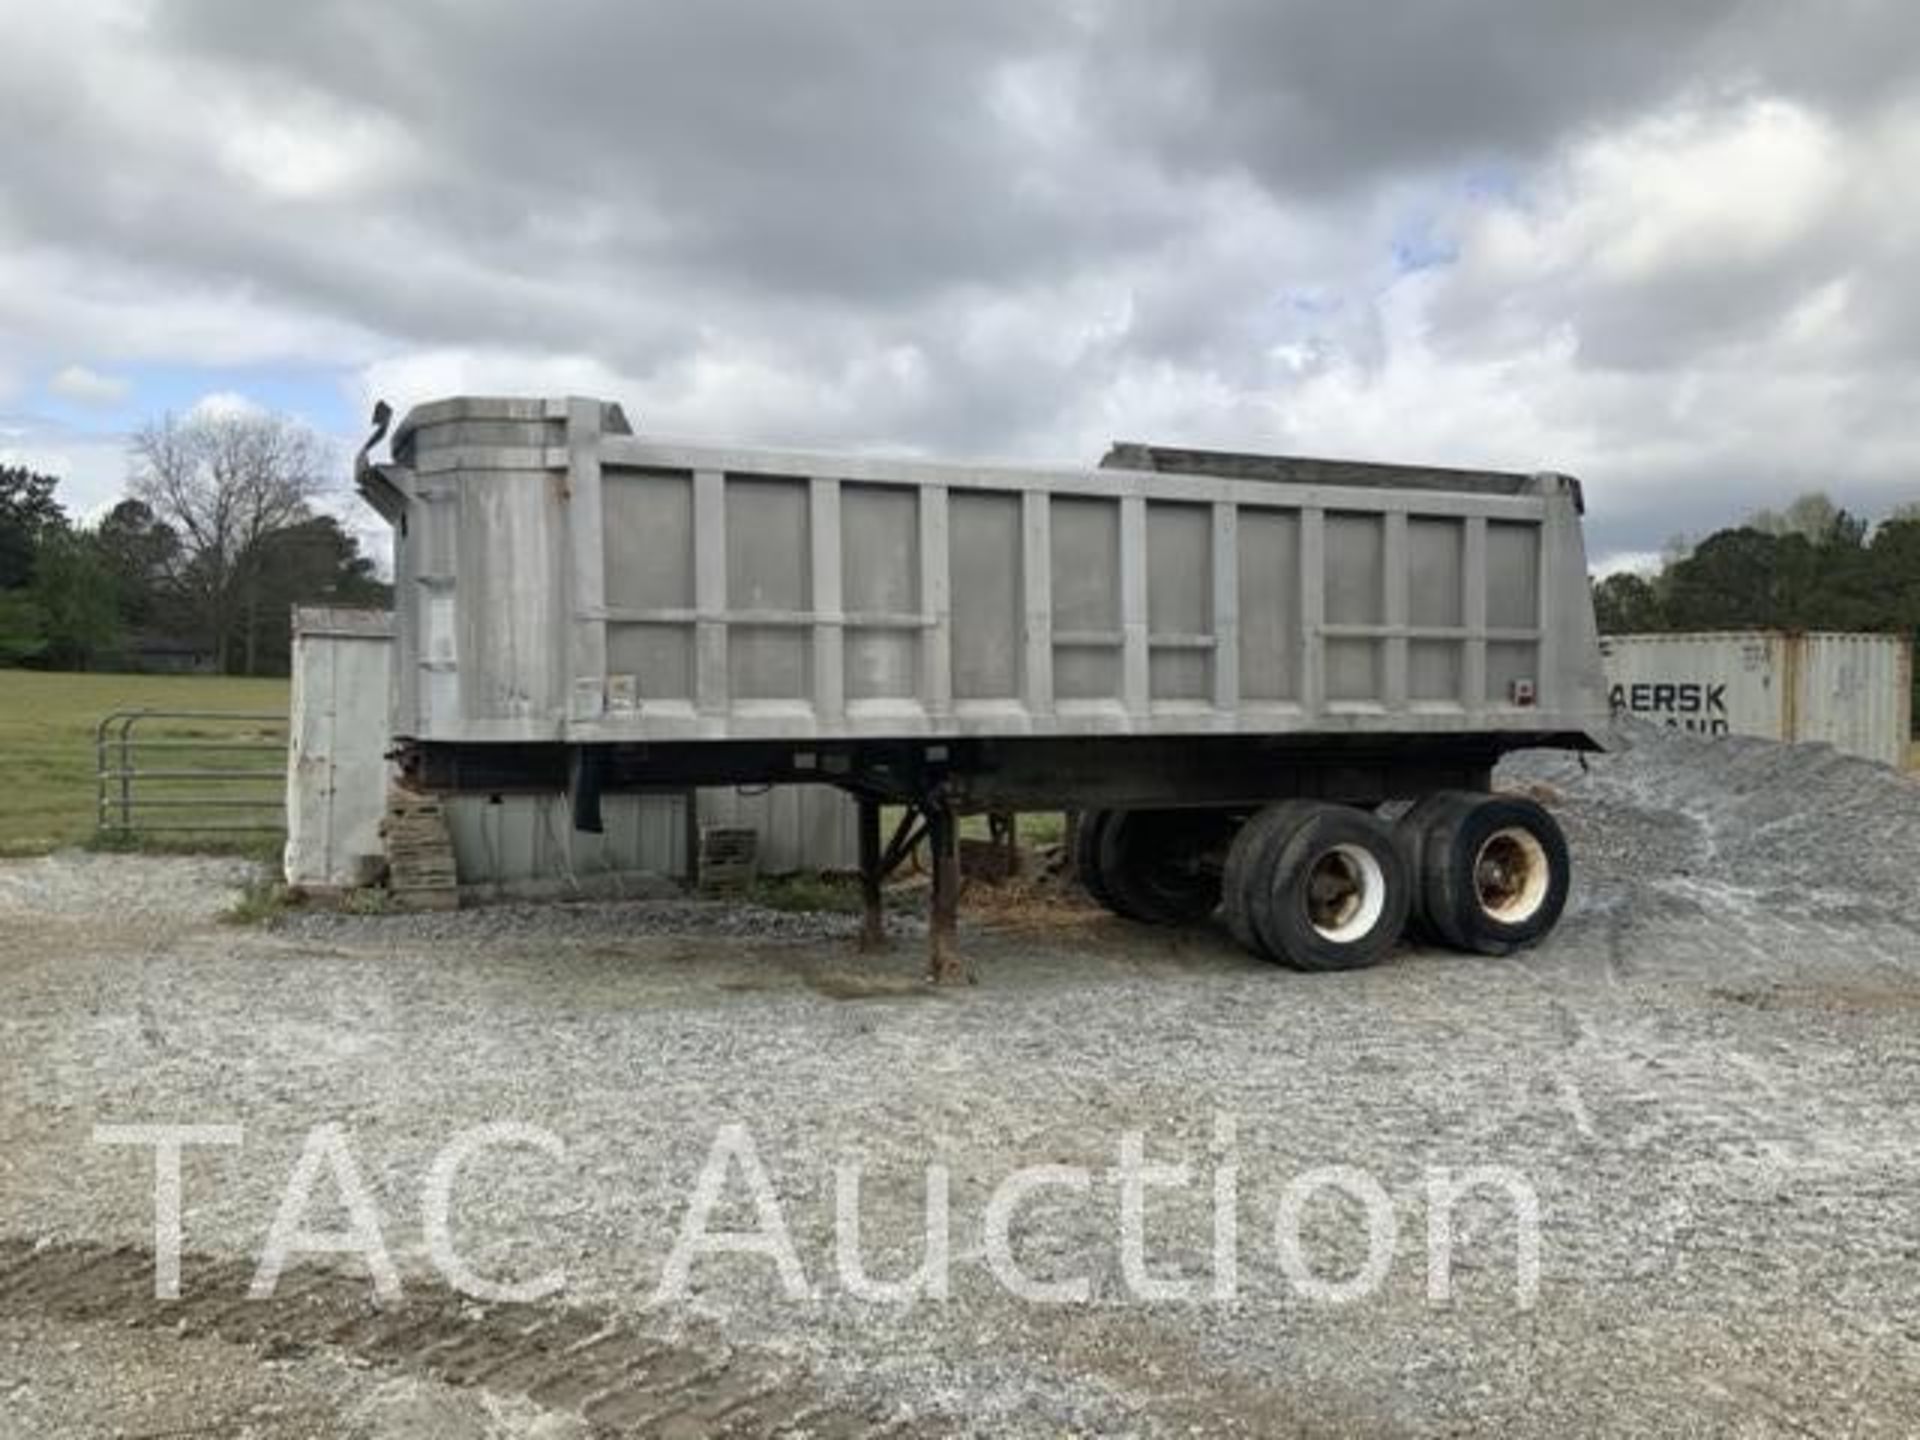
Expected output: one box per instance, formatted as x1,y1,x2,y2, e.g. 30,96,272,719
362,396,1609,781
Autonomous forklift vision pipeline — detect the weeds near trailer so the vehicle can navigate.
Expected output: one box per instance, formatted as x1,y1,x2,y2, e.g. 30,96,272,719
340,887,396,916
747,873,867,915
222,877,297,926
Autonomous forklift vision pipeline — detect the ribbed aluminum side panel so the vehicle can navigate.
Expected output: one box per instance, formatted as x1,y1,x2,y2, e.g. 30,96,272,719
380,396,1610,747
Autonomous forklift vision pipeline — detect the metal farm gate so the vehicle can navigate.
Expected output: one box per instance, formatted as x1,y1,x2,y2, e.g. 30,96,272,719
94,708,289,840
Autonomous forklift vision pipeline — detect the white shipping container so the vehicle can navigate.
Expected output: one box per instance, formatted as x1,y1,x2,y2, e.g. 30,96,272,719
1599,631,1912,768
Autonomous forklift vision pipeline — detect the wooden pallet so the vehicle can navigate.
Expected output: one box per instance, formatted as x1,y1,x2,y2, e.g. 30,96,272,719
382,789,458,911
698,825,758,893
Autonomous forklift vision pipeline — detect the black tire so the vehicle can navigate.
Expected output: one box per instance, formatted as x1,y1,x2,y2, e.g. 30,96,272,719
1250,803,1410,972
1072,810,1123,913
1095,809,1228,926
1418,794,1570,956
1221,801,1317,957
1394,791,1476,945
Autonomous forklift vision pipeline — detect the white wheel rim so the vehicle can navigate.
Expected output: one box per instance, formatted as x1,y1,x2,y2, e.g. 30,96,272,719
1474,826,1550,924
1305,843,1387,943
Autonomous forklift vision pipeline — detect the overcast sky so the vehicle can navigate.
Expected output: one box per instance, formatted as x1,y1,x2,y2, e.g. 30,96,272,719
1,0,1915,570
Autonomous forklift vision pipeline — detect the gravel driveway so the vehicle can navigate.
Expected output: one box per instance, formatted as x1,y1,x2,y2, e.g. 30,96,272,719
3,727,1918,1437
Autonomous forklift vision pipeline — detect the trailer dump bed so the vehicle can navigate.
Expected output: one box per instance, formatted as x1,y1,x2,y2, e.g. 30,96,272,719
361,396,1608,754
361,395,1608,981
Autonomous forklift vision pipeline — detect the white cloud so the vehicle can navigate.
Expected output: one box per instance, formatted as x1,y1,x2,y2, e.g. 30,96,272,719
49,363,131,406
1572,100,1841,284
215,97,419,202
187,390,265,421
0,422,131,520
1592,550,1667,579
0,245,385,373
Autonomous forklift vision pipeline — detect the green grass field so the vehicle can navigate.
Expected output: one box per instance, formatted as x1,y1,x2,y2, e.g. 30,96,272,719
0,671,290,857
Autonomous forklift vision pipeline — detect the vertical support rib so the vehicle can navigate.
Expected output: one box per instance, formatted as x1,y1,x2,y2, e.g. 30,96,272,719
1120,494,1149,721
810,476,844,727
920,485,952,722
1463,515,1488,715
1021,489,1053,722
694,468,728,720
1211,501,1239,715
857,795,885,951
565,397,608,721
1383,508,1409,712
1299,506,1326,716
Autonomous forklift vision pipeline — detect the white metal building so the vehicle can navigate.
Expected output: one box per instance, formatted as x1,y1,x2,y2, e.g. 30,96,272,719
284,607,857,893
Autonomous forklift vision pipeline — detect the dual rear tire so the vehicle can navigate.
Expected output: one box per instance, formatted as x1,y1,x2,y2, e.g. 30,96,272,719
1398,791,1570,957
1072,808,1228,925
1080,793,1570,971
1223,802,1409,970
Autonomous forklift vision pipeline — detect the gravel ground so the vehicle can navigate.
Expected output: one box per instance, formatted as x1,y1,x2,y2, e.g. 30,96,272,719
3,725,1919,1436
277,894,927,950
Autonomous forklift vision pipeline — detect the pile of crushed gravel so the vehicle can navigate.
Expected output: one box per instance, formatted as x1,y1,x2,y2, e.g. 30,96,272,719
1502,720,1920,920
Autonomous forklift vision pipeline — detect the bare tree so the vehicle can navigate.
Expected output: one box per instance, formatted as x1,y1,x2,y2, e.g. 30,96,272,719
129,409,330,673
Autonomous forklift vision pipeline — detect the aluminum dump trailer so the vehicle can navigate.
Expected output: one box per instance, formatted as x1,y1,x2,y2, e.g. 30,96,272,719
360,396,1609,979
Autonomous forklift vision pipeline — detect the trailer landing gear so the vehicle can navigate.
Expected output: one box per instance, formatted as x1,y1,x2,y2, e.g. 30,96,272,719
926,800,969,986
853,794,972,985
856,797,886,953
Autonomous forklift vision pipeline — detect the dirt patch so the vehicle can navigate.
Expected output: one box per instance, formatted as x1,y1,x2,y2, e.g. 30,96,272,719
0,1238,911,1438
1711,980,1920,1014
800,970,941,1002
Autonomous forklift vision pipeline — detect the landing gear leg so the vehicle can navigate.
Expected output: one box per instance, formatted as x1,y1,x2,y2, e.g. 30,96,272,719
857,796,886,952
927,797,971,985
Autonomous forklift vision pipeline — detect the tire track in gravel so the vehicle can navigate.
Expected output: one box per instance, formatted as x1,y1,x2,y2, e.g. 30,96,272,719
0,1238,920,1438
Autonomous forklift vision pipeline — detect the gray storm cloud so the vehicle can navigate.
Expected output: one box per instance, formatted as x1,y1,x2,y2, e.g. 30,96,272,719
0,0,1915,561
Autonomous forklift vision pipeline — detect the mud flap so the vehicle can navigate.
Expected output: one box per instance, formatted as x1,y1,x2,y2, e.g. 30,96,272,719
569,747,607,835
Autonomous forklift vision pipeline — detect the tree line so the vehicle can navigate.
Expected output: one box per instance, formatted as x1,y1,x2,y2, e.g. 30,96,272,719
1592,493,1920,635
1592,492,1920,720
0,409,390,675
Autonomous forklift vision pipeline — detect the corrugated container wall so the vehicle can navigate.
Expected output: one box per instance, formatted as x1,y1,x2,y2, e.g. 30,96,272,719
284,609,857,893
1599,631,1913,768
